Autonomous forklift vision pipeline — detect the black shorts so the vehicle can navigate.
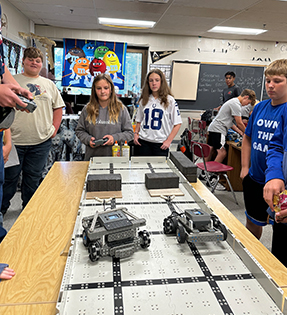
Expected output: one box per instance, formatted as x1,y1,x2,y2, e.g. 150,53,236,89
138,138,168,157
242,173,269,225
272,222,287,267
207,131,226,150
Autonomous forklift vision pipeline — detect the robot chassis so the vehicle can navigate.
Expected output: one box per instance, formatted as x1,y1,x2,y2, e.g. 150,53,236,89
163,208,228,244
82,198,151,262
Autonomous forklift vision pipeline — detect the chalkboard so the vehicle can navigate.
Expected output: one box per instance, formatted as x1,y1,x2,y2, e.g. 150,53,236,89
177,63,265,110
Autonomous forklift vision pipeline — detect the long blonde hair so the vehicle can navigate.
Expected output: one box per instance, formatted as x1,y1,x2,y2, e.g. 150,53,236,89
139,69,173,109
86,74,123,124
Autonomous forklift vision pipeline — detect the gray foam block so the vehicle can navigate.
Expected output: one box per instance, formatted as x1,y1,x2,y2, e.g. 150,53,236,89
169,151,197,182
185,174,198,182
87,174,122,191
145,172,179,189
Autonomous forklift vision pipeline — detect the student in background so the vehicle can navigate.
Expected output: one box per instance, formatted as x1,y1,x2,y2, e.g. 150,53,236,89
222,71,241,104
241,100,259,125
207,89,256,163
75,74,133,160
214,71,241,112
61,87,68,96
0,47,64,217
240,60,287,263
133,69,182,156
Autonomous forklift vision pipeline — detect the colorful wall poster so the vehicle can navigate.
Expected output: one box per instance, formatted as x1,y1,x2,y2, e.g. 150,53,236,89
62,38,127,89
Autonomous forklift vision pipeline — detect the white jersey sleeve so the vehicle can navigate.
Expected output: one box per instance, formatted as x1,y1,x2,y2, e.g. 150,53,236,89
170,96,182,126
135,102,144,123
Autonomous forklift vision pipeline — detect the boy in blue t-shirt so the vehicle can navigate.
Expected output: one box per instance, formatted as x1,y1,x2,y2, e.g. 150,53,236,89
241,59,287,265
263,103,287,266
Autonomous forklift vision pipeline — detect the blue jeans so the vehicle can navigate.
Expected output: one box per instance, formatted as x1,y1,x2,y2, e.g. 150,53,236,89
1,139,52,213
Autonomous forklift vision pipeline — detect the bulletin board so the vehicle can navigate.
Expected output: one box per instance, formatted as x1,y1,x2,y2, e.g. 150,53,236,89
149,64,171,86
170,61,200,100
3,37,25,74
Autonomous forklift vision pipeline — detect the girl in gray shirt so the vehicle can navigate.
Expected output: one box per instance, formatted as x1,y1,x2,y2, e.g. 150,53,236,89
76,74,133,160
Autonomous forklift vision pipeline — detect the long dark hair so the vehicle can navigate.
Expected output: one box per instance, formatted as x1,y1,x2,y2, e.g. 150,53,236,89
86,74,123,124
139,69,173,109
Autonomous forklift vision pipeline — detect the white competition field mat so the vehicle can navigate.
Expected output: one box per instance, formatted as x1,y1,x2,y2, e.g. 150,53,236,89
57,157,284,315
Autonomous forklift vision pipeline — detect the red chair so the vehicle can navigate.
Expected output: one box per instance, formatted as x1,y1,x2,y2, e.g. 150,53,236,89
198,120,207,142
188,117,192,130
191,141,238,205
190,119,207,143
191,119,200,140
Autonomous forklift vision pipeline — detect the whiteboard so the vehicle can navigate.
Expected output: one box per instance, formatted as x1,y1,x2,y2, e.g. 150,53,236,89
171,61,200,100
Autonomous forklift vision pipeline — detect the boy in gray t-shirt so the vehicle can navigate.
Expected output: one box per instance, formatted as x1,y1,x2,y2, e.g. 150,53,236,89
207,89,256,163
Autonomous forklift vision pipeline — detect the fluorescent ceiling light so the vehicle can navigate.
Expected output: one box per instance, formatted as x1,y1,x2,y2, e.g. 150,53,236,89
208,26,267,35
98,17,155,29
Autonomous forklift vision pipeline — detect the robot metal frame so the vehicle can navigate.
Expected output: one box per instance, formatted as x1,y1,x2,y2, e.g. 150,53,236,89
82,206,151,262
163,208,227,244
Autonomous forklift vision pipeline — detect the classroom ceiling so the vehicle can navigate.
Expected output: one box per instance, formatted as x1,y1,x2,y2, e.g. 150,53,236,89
7,0,287,42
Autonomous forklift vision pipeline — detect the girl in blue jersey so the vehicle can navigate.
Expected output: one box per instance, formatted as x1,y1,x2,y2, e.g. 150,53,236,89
134,69,182,156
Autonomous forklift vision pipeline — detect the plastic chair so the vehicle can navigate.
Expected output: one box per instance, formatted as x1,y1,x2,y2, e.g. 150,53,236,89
198,120,207,142
187,117,192,130
191,141,238,205
191,119,200,140
190,119,207,143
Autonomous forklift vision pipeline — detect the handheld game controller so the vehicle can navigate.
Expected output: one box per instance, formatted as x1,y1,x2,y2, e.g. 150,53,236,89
16,94,37,113
92,137,108,147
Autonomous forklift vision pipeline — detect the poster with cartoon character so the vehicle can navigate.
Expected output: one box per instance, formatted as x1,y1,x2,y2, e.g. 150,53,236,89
62,38,127,89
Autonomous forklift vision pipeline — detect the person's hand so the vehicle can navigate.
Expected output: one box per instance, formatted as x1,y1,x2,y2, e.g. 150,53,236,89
274,209,287,224
3,143,12,164
18,87,33,101
263,179,285,212
133,133,141,146
90,137,96,148
0,267,15,280
161,139,172,150
0,84,25,108
51,128,58,138
0,85,32,110
103,135,114,145
240,167,249,179
15,88,34,113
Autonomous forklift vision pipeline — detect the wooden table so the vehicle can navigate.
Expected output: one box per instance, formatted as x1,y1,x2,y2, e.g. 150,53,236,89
1,161,287,314
0,162,88,312
226,140,243,191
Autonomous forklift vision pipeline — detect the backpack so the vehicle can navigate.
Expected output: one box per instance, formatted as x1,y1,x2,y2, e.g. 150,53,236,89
201,109,213,126
177,128,193,160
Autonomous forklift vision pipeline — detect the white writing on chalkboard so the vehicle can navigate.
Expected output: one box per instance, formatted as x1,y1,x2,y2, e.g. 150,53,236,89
191,64,265,110
197,72,262,94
